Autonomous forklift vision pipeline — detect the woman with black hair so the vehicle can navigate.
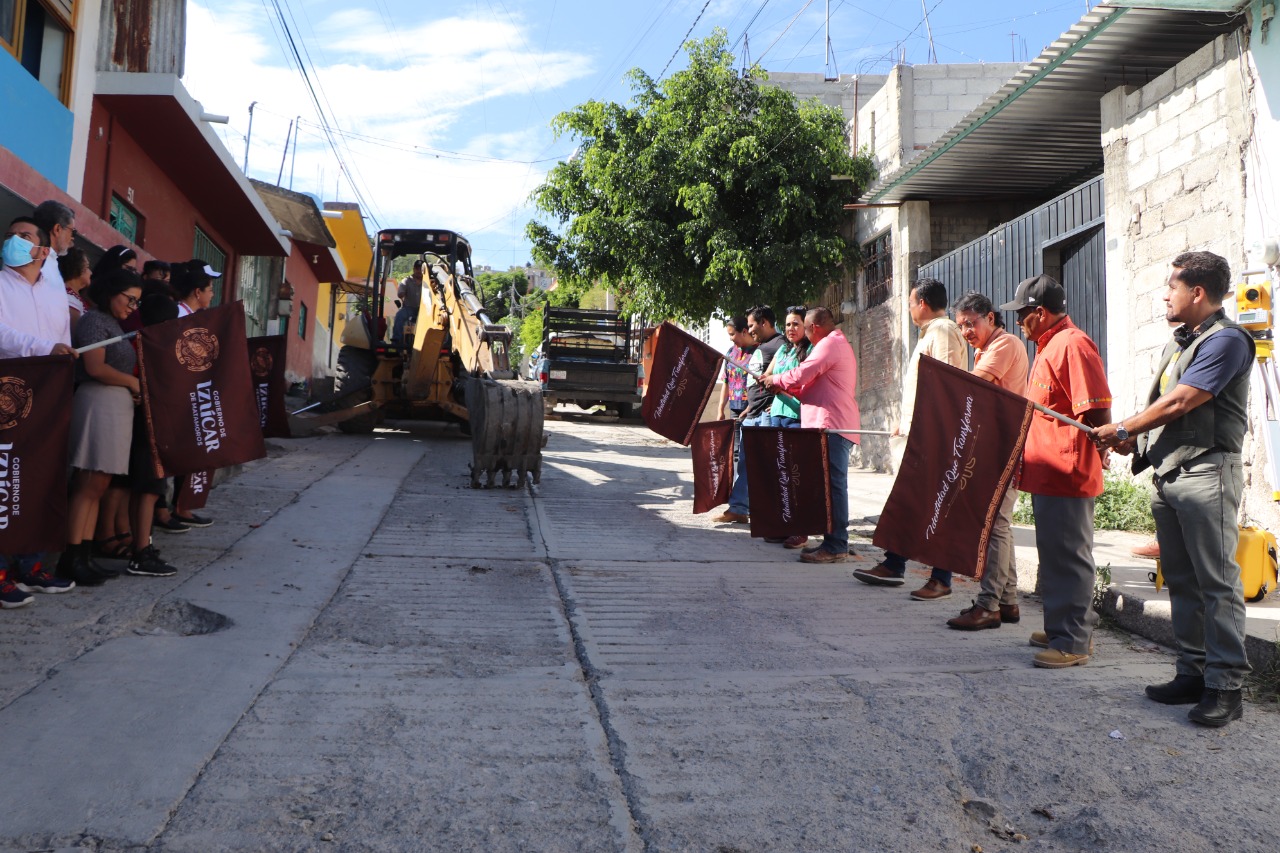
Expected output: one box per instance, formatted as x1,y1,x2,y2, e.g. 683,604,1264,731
172,260,215,317
61,269,144,586
92,245,138,277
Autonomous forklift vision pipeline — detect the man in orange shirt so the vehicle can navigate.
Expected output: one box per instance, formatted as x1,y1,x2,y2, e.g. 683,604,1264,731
946,291,1030,631
1001,275,1112,668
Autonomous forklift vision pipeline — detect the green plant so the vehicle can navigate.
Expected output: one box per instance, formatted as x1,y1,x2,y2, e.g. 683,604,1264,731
1093,563,1113,610
1094,473,1157,533
1010,473,1155,533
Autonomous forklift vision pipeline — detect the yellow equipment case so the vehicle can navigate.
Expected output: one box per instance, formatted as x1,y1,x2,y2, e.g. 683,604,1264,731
1151,525,1279,602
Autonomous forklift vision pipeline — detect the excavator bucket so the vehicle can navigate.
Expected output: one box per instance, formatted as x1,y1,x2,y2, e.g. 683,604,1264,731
466,378,545,488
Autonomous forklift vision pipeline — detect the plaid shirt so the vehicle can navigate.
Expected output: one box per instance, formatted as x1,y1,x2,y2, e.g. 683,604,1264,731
723,345,750,408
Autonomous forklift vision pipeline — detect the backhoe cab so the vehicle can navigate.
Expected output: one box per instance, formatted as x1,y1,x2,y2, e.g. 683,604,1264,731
328,228,543,487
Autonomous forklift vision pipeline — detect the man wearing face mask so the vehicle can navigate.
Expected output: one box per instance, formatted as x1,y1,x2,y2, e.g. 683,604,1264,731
0,217,75,359
0,217,77,608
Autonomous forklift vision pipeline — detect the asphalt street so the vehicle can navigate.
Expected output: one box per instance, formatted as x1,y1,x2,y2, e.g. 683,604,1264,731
1,419,1278,852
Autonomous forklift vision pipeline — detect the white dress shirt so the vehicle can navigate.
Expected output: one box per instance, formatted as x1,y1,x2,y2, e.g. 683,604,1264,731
0,263,73,357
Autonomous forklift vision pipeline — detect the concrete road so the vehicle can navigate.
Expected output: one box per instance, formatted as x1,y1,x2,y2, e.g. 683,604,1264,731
1,420,1278,852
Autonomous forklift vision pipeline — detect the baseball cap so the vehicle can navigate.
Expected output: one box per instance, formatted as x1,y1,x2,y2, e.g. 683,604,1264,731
1000,274,1065,313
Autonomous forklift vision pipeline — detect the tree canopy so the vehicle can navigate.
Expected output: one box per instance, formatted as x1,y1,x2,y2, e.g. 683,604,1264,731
526,31,875,324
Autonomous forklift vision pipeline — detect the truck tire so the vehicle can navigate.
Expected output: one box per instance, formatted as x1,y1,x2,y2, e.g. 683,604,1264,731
335,345,378,434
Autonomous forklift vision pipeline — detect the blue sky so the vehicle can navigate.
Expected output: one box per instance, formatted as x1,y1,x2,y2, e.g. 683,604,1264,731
185,1,1096,270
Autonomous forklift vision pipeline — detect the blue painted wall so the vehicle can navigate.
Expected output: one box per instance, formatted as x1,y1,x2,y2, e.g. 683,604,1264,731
0,49,73,191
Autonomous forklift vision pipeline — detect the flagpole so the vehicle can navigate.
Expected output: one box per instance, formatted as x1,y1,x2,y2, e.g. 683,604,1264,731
1031,401,1092,432
74,331,138,354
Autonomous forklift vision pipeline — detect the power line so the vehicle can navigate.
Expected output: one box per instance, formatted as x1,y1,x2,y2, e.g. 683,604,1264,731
659,0,715,80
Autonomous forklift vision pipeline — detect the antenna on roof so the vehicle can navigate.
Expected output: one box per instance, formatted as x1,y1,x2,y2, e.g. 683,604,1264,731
921,0,938,64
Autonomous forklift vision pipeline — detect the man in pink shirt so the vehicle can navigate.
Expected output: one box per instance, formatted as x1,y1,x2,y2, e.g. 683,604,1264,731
761,307,859,563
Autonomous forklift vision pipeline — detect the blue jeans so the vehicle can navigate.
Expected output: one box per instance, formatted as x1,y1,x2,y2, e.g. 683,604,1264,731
728,413,769,515
821,434,853,555
769,415,799,428
393,306,418,347
881,550,952,586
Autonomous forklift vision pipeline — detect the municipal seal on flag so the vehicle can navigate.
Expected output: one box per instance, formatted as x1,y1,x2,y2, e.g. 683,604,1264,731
250,346,273,378
175,328,220,372
0,377,34,430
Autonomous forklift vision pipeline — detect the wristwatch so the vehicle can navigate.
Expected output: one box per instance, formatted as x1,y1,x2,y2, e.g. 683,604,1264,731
1114,424,1129,442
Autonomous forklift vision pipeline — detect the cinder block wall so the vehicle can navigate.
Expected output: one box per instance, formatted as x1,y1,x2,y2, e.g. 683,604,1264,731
1100,31,1280,533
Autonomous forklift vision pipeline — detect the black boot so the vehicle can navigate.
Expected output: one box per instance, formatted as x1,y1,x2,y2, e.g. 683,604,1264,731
63,543,106,587
1145,673,1205,705
1188,688,1243,727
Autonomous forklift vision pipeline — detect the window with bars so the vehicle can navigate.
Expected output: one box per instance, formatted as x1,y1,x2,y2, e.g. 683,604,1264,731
193,226,227,305
862,231,892,308
109,195,139,243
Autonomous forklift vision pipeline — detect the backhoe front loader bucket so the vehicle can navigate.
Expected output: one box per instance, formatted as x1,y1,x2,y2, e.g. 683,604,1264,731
466,378,544,488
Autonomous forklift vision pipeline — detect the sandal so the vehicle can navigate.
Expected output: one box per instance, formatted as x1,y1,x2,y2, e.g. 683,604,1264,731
92,532,133,559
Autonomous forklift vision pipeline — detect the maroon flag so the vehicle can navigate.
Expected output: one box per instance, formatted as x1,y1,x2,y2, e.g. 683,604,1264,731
743,427,832,539
139,302,267,476
691,419,735,513
177,471,212,511
0,355,73,553
872,356,1033,578
642,322,722,445
247,335,291,438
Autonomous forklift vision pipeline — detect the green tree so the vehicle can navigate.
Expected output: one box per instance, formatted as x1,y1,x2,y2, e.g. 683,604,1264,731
526,31,875,324
477,270,530,319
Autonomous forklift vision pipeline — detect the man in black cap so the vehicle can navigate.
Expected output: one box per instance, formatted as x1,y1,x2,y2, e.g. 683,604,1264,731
1093,251,1253,727
1001,274,1111,669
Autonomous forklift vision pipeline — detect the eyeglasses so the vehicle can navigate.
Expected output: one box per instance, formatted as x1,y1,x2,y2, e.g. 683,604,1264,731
121,294,139,308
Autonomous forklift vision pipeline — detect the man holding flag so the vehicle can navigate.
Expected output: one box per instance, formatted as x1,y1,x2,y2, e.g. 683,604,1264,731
761,307,859,564
1002,275,1111,669
0,217,78,605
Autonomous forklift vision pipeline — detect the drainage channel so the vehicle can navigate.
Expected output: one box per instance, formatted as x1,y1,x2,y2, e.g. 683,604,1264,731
526,483,651,853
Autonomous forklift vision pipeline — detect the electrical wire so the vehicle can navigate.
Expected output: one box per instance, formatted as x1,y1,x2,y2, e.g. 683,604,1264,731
658,0,715,80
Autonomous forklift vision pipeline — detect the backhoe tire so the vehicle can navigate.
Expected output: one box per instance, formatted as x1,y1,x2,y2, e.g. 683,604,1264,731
335,345,378,434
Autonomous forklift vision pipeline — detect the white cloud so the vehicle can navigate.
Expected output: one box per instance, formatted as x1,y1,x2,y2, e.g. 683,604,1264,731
183,1,590,267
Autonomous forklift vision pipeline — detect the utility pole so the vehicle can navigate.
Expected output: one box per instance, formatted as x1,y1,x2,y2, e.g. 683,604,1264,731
288,115,300,190
243,101,257,173
276,118,293,185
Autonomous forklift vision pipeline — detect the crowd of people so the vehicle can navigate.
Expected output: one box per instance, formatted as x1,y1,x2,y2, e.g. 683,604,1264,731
0,200,223,610
710,252,1255,729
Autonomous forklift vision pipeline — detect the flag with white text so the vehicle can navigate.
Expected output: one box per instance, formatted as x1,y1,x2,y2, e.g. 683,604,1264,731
139,302,266,476
872,356,1032,578
0,355,74,553
691,419,735,513
642,322,722,446
743,426,831,539
247,334,291,438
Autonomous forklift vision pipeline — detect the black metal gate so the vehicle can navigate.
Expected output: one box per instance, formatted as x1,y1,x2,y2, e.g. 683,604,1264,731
918,176,1108,364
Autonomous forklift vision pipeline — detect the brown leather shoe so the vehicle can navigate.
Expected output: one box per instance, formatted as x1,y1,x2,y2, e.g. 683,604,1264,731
1030,631,1093,654
799,549,847,564
910,578,952,601
713,511,749,524
783,534,809,549
999,603,1020,624
948,603,1001,630
1033,648,1090,668
851,564,905,586
1131,539,1160,559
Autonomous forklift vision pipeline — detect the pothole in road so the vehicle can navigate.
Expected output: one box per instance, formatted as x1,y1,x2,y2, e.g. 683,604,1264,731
136,600,235,637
